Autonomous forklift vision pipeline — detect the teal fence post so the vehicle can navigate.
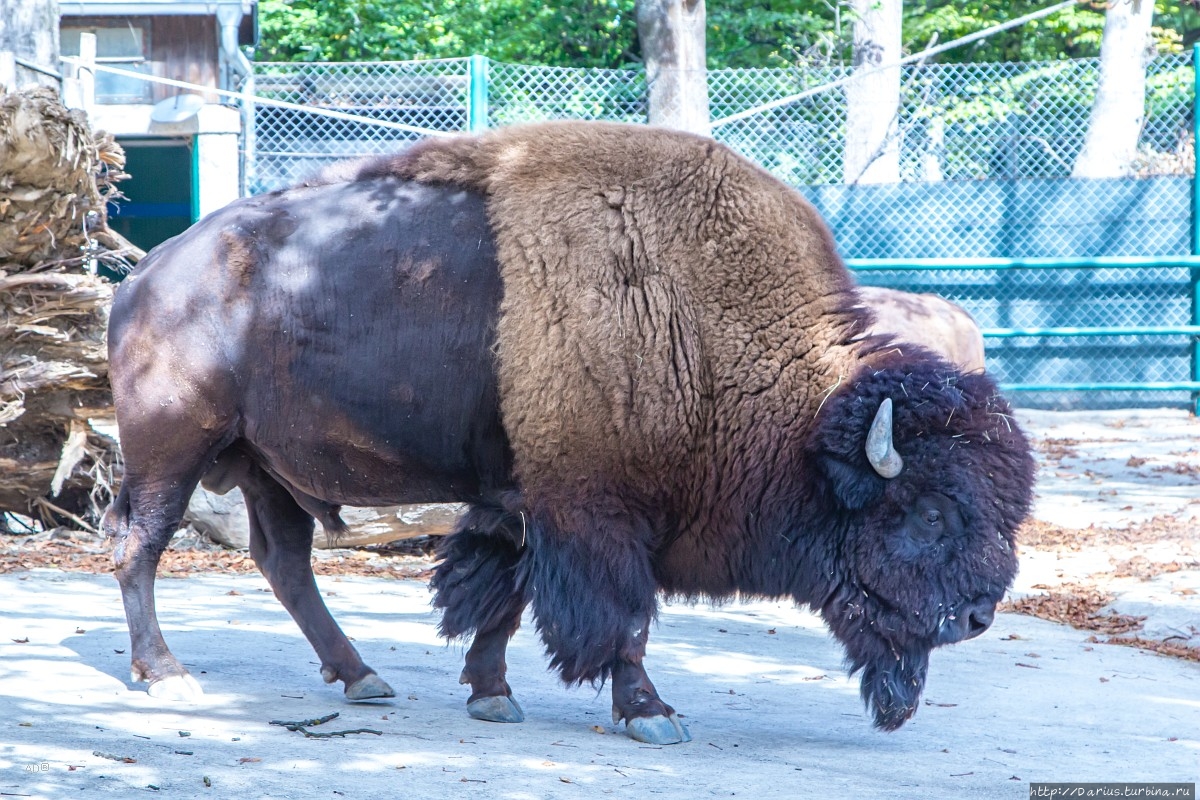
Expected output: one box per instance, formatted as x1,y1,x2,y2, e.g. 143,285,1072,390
190,136,201,223
1192,44,1200,414
468,55,489,132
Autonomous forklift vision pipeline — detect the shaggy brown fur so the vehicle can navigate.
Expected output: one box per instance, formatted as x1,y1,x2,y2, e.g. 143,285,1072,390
350,122,873,541
857,285,987,374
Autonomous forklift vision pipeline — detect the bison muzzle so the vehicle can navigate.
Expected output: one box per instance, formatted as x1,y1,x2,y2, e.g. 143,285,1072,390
103,121,1036,745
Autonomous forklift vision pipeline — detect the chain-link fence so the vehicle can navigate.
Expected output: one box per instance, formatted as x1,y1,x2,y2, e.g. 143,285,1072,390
243,54,1199,409
247,53,1195,191
246,59,473,192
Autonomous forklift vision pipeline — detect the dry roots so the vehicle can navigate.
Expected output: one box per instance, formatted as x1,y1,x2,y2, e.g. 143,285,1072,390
1,84,136,530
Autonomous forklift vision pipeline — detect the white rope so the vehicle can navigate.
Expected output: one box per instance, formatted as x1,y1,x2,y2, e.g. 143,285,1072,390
59,56,456,137
710,0,1081,128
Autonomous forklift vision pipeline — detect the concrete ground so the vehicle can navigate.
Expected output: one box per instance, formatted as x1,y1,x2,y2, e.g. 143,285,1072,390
0,409,1197,799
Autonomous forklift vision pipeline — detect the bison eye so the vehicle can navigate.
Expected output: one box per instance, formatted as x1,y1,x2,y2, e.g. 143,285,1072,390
904,492,961,545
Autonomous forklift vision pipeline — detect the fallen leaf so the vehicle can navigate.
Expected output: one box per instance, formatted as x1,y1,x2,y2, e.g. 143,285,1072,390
238,757,261,764
591,725,606,734
559,778,573,784
226,590,242,596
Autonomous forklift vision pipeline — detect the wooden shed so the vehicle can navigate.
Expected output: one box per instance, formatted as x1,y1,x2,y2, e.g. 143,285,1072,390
58,0,256,250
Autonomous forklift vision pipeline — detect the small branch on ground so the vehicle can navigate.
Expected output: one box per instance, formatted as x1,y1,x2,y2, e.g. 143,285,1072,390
269,712,382,739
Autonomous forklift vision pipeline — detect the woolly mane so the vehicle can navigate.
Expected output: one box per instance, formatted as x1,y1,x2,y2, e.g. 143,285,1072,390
341,123,873,522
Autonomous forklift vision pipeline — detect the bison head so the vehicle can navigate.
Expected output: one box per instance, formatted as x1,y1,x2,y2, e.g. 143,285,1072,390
808,362,1035,730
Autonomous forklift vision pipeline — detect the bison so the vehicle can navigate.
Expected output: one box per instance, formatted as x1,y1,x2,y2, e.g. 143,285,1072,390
103,121,1035,745
857,285,987,374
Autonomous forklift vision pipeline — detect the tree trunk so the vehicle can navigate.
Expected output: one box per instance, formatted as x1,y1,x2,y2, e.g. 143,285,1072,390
843,0,903,184
1072,0,1155,178
637,0,710,136
0,0,60,90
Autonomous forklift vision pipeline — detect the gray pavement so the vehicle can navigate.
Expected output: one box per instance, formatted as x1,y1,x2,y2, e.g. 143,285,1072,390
0,570,1196,799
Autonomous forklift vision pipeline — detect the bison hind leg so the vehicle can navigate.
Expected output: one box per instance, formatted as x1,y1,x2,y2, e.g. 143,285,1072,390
105,477,205,701
237,463,393,701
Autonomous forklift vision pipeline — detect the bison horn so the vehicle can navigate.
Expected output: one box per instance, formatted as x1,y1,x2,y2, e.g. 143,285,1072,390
866,398,904,479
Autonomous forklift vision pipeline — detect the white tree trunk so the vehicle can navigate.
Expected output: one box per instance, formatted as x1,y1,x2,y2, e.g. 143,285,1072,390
0,0,60,90
637,0,711,136
843,0,903,184
1072,0,1155,178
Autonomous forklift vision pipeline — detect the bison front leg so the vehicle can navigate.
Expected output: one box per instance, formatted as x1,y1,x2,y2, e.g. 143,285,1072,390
432,503,530,725
105,482,204,700
611,656,691,745
240,467,393,701
524,508,692,745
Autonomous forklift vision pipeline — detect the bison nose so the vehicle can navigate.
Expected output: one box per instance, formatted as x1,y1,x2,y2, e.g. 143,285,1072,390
965,606,994,639
937,601,996,645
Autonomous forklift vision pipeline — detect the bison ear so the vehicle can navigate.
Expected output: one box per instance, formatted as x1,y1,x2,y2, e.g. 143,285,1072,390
820,456,885,511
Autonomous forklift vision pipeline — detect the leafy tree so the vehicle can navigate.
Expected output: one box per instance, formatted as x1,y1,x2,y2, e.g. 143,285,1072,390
706,1,837,67
254,0,1200,67
903,1,1200,63
255,0,639,65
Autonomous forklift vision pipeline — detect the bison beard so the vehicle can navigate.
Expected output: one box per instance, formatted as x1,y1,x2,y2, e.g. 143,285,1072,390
103,120,1035,745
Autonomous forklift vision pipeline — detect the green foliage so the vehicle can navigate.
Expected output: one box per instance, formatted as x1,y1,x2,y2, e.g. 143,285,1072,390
255,0,1200,67
255,0,638,66
706,1,836,67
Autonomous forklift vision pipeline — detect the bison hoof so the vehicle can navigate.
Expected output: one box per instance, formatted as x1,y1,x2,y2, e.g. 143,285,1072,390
466,695,525,724
345,673,395,701
625,713,691,745
146,673,204,702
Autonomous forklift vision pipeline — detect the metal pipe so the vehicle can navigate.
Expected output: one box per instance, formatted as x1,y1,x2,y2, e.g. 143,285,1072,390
1003,382,1200,392
468,55,489,132
982,326,1200,338
848,256,1200,271
1191,42,1200,413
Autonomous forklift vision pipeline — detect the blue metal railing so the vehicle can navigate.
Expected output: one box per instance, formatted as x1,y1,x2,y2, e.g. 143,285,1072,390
846,256,1200,406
